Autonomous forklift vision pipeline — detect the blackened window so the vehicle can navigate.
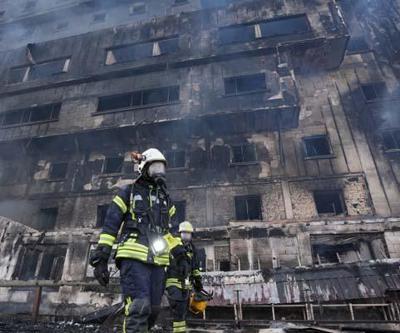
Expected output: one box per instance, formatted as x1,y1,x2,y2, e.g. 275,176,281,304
38,207,58,230
106,37,179,65
175,0,189,4
130,3,145,15
49,162,68,180
383,130,400,151
97,93,132,111
314,191,345,216
231,144,257,163
97,86,179,112
29,58,70,81
219,260,231,271
312,243,341,264
158,38,179,54
219,15,309,44
235,195,262,220
103,157,124,174
97,204,110,228
37,247,66,281
8,66,29,84
347,36,369,54
17,248,40,280
219,25,254,44
303,135,331,158
361,82,388,101
224,73,266,95
259,15,310,38
0,103,61,128
174,201,186,223
92,13,106,23
165,151,186,168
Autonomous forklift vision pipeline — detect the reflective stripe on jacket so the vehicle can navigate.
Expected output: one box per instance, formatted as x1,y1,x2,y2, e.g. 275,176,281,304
97,178,176,266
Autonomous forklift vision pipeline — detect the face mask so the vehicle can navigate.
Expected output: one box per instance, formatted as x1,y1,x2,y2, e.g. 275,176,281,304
148,162,166,180
181,232,192,242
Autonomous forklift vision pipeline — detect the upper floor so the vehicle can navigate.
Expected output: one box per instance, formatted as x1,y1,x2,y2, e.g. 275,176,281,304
0,0,348,88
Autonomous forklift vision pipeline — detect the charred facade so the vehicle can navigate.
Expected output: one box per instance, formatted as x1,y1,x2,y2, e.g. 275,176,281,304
1,0,400,325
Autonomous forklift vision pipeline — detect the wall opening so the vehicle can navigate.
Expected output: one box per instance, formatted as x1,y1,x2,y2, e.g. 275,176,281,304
235,195,262,220
303,135,331,158
313,190,345,216
224,73,266,95
38,207,58,230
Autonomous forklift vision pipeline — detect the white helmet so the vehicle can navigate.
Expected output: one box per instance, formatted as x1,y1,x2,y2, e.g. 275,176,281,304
179,221,194,233
137,148,167,175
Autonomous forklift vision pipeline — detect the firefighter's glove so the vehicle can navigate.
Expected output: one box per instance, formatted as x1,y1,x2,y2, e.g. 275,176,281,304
90,245,111,287
192,276,203,292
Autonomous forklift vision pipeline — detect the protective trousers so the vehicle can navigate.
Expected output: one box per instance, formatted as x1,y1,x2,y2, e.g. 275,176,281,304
167,286,190,333
120,259,166,333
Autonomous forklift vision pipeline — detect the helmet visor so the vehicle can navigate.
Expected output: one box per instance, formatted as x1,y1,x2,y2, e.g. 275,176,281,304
148,161,166,177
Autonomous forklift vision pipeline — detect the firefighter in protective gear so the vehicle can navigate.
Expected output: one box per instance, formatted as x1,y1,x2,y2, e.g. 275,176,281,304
166,221,203,333
90,148,179,333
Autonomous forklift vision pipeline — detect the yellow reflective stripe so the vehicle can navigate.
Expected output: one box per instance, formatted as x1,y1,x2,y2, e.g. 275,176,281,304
169,205,176,217
164,233,182,250
116,251,148,262
173,320,186,332
125,297,132,316
154,256,169,265
173,320,185,327
166,278,184,288
98,233,116,247
123,297,132,333
113,195,127,214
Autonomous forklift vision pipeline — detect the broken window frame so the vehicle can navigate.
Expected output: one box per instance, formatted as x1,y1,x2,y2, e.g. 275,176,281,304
0,103,61,128
219,14,311,45
8,58,70,84
96,86,180,113
224,73,267,96
38,207,59,231
311,233,389,265
14,244,66,281
361,82,388,102
303,134,333,159
165,150,186,169
48,162,68,181
105,36,179,66
234,194,262,221
382,129,400,152
313,190,346,217
102,156,124,175
230,143,258,164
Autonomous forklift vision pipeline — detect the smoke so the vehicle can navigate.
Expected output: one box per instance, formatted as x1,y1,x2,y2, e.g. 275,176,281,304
0,200,37,227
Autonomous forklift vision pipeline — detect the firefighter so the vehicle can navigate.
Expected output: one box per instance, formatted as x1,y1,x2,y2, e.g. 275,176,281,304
166,221,203,333
90,148,180,333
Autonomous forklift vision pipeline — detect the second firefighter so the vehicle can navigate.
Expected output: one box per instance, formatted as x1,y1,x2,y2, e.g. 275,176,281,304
166,221,203,333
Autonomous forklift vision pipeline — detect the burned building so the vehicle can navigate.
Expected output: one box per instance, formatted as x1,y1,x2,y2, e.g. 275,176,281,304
1,0,400,327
